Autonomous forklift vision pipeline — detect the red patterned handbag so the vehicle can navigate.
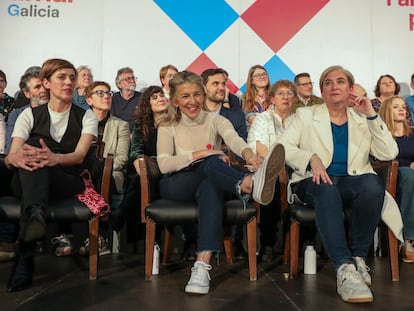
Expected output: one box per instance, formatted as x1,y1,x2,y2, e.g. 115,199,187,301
75,169,110,216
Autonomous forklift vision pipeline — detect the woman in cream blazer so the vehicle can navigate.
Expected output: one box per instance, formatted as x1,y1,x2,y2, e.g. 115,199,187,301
86,81,130,194
278,66,398,303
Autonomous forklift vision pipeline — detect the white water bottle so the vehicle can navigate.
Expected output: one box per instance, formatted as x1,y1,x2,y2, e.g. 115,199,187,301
304,244,317,274
152,243,160,275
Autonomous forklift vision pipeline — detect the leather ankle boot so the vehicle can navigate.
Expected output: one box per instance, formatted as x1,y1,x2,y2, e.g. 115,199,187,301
22,204,47,242
7,242,35,293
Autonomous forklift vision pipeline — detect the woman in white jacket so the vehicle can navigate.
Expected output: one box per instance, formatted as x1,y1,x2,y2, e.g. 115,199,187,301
278,65,398,304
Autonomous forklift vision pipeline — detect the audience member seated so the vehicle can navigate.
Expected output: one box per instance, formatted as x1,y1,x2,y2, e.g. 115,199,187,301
370,74,413,126
156,71,285,295
221,69,242,111
371,74,400,111
110,86,168,244
13,66,42,109
242,65,270,126
278,65,398,303
4,58,98,292
0,67,50,262
248,80,296,262
76,81,130,256
0,69,15,154
353,83,367,97
405,73,414,124
6,67,49,154
159,64,178,99
292,72,323,112
379,95,414,263
72,66,93,110
198,68,248,260
111,67,142,130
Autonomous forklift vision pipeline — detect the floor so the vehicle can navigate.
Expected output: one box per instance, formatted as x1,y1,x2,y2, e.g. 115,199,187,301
1,241,414,311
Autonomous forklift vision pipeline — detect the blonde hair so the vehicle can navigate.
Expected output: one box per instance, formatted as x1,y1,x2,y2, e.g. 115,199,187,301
157,71,205,127
379,95,412,137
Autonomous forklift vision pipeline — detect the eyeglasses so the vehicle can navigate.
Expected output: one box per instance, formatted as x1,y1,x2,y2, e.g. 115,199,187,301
275,91,295,97
93,90,113,97
252,72,268,78
298,82,314,87
120,76,138,82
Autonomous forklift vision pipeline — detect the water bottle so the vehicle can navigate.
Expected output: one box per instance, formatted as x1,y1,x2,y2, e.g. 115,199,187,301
152,243,160,275
304,244,317,274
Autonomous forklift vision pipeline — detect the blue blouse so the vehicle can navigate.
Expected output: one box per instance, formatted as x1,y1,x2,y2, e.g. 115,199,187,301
327,122,348,176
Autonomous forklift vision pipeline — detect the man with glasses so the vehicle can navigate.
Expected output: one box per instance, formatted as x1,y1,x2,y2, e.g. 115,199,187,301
111,67,142,130
292,72,323,112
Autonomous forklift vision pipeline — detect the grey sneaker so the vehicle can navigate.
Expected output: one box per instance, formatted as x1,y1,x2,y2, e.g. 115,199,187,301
337,263,373,303
185,261,212,294
79,235,111,256
252,143,285,205
51,234,74,257
353,256,371,286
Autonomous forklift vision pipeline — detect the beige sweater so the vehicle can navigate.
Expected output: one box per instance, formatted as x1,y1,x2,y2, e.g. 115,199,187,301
157,110,248,174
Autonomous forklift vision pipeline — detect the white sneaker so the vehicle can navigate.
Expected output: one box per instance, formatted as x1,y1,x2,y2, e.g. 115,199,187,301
185,261,212,294
400,240,414,263
353,256,371,286
252,143,285,205
337,263,373,303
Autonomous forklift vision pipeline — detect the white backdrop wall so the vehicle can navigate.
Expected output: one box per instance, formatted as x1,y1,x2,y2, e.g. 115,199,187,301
1,0,413,98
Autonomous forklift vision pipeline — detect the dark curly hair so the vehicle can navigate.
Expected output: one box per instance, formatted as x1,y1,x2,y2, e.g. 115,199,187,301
134,85,164,142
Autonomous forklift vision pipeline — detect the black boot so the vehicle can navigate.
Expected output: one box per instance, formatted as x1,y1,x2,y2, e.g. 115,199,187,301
21,204,46,242
7,241,35,293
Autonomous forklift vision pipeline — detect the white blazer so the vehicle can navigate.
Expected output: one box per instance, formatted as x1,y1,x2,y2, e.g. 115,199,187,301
278,104,403,241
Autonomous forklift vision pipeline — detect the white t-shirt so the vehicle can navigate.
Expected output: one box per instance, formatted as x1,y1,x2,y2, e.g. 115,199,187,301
12,104,97,143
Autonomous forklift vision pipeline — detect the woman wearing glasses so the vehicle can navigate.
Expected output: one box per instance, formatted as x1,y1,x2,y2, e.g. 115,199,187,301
242,65,270,126
4,58,98,292
247,80,296,262
72,81,130,257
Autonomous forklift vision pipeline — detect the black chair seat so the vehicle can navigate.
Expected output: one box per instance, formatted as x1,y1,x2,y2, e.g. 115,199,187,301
146,199,256,225
289,202,347,224
0,196,92,222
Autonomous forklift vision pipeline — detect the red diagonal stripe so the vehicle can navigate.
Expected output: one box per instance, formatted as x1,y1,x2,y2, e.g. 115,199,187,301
186,53,239,94
241,0,329,53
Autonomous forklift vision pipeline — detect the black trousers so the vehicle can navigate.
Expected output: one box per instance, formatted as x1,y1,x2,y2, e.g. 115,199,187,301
11,166,84,237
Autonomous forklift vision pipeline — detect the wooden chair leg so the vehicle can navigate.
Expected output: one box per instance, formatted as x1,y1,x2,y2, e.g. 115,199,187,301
388,227,400,281
88,217,99,280
283,231,290,264
246,219,257,281
289,221,300,279
223,225,234,264
145,221,156,281
162,226,174,265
